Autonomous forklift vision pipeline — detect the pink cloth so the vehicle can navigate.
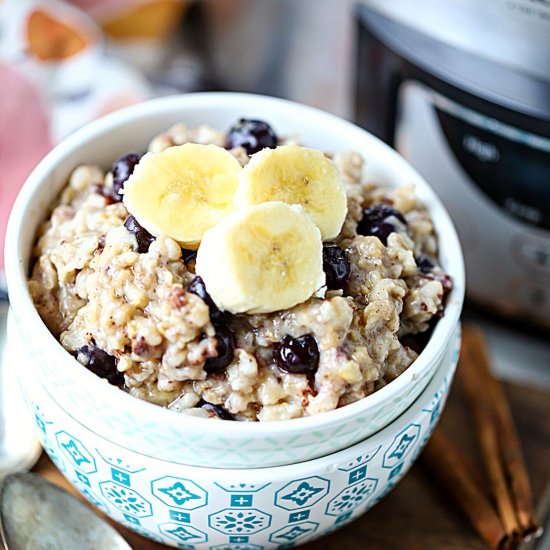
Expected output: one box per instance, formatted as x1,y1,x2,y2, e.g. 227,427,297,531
0,62,53,270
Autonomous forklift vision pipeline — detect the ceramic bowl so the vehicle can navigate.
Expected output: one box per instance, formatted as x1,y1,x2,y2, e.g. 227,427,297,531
4,93,464,468
15,313,460,549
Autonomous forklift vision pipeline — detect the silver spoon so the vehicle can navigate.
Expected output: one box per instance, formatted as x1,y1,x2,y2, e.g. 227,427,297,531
0,473,132,550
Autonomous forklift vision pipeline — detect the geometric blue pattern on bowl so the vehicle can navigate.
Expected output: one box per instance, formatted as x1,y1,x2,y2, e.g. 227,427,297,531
99,481,153,518
158,522,208,545
382,424,421,469
17,325,461,548
268,521,319,544
229,494,253,507
208,509,272,535
151,477,208,510
55,431,97,474
274,476,330,510
325,478,378,516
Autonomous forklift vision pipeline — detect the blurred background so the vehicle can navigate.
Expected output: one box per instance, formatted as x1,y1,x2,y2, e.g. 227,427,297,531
1,0,549,385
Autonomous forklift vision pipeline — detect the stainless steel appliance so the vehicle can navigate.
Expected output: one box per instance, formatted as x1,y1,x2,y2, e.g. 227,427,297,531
355,0,550,329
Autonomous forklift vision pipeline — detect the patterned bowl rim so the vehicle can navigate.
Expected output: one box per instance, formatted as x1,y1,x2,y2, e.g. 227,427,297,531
5,92,465,438
26,325,461,477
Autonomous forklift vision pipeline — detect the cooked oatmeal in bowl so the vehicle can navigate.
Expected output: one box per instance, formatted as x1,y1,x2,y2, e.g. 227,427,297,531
28,115,452,422
5,93,463,467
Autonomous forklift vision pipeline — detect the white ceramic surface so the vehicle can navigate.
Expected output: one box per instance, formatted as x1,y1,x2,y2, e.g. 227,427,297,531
17,318,460,549
4,93,465,468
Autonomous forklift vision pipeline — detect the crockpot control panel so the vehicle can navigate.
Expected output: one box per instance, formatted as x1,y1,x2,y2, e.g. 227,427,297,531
435,101,550,231
395,81,550,326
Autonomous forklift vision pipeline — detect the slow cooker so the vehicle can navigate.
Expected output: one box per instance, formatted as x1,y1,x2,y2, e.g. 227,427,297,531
355,0,550,329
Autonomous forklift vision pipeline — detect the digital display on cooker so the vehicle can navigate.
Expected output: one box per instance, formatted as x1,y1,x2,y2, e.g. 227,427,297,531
436,108,550,231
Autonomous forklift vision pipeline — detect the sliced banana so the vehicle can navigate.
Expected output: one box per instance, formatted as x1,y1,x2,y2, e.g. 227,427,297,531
195,202,325,314
123,143,241,249
234,145,348,240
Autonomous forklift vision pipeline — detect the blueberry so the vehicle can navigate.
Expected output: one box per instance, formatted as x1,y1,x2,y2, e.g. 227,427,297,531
76,344,124,387
414,254,452,296
188,276,225,325
124,215,155,253
111,153,141,201
416,254,435,274
197,399,235,420
188,278,233,371
437,274,453,297
181,248,197,264
204,324,235,372
225,119,278,155
273,334,320,375
323,244,350,290
357,204,407,245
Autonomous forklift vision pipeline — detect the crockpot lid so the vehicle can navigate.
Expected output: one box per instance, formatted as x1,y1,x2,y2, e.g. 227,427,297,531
360,0,550,82
358,0,550,120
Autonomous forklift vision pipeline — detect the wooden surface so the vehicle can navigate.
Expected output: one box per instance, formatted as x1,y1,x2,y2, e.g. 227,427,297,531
34,379,550,550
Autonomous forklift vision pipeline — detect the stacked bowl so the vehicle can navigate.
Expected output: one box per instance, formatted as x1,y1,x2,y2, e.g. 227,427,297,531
4,94,464,548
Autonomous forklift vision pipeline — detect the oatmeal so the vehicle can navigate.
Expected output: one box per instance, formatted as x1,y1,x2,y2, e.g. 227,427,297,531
29,119,451,421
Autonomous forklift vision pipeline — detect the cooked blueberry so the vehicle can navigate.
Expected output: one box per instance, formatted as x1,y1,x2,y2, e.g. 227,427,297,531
437,274,453,297
273,334,320,375
181,248,197,263
357,204,407,245
76,344,124,386
323,244,350,290
112,153,141,200
225,118,278,155
204,324,235,372
188,276,225,324
124,215,155,253
197,399,235,420
416,254,435,274
89,183,114,203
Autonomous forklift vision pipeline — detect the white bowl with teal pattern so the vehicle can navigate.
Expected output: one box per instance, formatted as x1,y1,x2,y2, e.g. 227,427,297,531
17,319,460,549
5,93,464,468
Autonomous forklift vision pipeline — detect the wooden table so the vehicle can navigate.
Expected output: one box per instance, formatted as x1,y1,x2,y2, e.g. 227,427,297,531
35,380,550,549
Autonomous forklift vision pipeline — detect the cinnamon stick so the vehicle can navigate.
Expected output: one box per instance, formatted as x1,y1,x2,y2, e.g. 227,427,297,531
458,332,521,544
422,429,510,549
462,326,542,540
458,326,540,540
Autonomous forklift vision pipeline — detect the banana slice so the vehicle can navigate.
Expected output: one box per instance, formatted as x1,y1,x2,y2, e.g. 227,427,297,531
123,143,241,249
234,145,347,240
196,202,325,314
